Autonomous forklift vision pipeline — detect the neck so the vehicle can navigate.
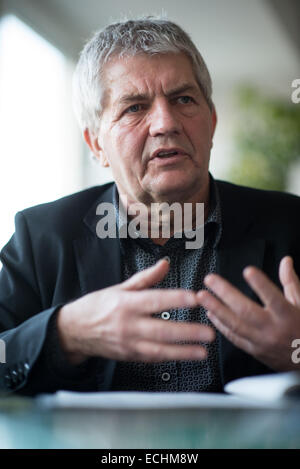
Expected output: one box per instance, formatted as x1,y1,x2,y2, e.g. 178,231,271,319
118,181,211,245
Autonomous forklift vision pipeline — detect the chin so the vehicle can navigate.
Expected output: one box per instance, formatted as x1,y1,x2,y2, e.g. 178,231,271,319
144,170,207,202
151,180,197,202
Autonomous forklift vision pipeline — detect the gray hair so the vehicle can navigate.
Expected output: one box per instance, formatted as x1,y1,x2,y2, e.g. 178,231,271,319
72,17,213,133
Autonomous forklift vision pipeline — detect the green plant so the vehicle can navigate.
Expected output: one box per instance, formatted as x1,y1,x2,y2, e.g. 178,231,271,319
227,86,300,191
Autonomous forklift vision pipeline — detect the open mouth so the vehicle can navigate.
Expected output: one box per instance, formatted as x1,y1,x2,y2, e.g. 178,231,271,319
156,150,179,158
149,149,189,166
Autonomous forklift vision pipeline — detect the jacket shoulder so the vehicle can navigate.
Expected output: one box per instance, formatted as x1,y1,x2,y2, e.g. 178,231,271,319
19,182,114,239
216,179,300,214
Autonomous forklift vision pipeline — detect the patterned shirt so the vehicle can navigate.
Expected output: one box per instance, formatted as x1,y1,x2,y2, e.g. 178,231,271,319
109,176,223,392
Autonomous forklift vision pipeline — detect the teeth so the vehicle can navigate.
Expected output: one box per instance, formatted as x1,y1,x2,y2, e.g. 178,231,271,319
157,150,178,157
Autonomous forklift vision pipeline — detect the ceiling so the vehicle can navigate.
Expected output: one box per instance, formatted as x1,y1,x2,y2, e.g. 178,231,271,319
2,0,299,96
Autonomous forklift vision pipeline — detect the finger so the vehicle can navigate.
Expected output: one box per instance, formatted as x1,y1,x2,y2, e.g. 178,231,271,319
243,266,288,316
197,289,257,339
124,288,199,315
203,273,262,326
121,257,170,291
134,340,208,362
279,256,300,306
135,317,216,344
197,289,258,355
204,310,256,357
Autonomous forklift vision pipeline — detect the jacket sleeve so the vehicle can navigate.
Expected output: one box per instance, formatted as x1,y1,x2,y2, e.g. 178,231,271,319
0,211,98,396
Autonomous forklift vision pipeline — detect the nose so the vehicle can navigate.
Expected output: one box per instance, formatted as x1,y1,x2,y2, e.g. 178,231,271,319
148,100,182,137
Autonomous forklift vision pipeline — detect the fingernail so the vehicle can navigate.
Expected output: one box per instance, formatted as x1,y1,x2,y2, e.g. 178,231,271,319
162,256,170,264
204,274,214,286
243,266,252,274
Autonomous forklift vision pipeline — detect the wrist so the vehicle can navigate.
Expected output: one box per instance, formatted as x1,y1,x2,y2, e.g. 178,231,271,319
56,304,89,366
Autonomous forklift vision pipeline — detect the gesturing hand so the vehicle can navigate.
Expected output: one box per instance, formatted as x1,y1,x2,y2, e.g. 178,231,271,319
197,256,300,371
57,258,215,365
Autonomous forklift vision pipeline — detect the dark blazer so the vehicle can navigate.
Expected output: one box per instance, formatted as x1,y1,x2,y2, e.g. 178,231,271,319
1,180,300,396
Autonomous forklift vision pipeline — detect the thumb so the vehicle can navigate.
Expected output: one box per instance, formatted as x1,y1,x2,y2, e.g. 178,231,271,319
279,256,300,306
121,257,170,291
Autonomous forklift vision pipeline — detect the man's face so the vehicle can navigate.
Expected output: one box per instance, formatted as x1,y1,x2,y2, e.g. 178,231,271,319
86,52,217,205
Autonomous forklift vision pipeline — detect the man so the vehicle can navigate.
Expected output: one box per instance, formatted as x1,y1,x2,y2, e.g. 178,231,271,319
0,18,300,396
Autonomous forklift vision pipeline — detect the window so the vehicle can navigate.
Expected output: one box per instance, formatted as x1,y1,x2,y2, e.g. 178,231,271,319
0,15,82,251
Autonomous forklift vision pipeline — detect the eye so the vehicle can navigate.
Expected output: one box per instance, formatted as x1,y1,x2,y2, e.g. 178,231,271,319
177,96,194,104
125,104,142,113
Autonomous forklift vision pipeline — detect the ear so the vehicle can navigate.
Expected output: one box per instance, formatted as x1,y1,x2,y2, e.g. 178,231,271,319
209,105,217,149
83,128,110,167
211,105,217,139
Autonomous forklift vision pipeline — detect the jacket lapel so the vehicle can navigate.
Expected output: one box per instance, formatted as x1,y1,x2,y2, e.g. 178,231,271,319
216,181,272,386
73,183,122,295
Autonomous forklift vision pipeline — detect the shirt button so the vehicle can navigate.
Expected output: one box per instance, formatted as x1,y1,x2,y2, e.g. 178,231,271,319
161,311,170,320
161,372,170,382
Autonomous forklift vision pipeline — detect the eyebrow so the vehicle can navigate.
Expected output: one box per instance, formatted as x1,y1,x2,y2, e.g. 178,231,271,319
117,83,200,106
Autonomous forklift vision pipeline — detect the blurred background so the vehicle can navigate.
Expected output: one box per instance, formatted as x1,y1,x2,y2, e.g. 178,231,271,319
0,0,299,250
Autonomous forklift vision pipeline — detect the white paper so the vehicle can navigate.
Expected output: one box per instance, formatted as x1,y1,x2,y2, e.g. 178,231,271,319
36,390,289,410
224,371,300,401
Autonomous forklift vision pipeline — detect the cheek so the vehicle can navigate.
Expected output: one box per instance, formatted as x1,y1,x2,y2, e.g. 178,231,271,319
111,124,146,167
111,125,146,163
188,116,212,147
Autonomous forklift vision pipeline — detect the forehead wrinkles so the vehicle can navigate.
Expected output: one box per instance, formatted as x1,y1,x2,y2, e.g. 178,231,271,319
102,54,198,109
